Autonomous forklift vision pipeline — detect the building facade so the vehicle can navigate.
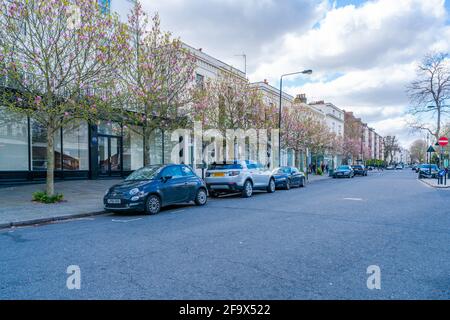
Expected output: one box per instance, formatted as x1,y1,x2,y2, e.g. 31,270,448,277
309,101,344,168
344,111,384,165
0,44,246,185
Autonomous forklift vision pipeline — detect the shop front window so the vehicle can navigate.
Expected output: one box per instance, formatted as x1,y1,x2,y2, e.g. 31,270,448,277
98,120,121,136
147,129,163,165
123,126,144,171
62,121,89,170
31,120,61,171
0,108,28,171
164,130,180,164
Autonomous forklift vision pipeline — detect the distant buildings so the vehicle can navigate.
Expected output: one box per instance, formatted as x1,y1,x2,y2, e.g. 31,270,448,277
344,111,384,165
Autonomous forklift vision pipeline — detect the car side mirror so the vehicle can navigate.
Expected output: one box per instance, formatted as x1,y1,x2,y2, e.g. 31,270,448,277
161,175,172,182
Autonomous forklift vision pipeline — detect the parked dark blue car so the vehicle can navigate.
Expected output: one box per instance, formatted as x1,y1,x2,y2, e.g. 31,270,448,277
272,166,306,190
104,164,208,215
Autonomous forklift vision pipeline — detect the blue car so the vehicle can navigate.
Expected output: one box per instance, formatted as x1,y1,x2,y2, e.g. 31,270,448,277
333,165,355,179
104,164,208,215
272,166,306,190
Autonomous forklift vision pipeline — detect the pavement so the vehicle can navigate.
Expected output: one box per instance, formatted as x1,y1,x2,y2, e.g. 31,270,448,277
0,169,449,299
306,173,331,183
0,179,122,228
0,174,331,229
419,177,450,189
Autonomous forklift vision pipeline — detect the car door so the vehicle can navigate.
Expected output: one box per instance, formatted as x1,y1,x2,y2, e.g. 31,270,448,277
246,162,261,187
181,165,199,201
159,165,188,204
291,167,300,185
256,162,271,186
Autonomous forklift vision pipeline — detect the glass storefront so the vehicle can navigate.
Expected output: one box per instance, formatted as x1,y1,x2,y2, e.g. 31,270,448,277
148,129,163,165
164,130,180,165
62,121,89,170
0,108,28,171
31,120,62,171
0,109,198,182
98,120,121,136
0,108,89,175
123,126,143,171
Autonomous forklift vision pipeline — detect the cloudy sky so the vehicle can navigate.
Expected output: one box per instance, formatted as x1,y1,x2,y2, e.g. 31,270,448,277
112,0,450,147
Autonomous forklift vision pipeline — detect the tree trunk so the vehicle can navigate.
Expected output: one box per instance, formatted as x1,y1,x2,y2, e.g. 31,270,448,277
46,125,55,196
143,126,150,166
436,105,441,141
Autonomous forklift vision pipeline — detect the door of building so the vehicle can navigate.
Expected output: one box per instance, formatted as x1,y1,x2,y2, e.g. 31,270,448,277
98,135,122,177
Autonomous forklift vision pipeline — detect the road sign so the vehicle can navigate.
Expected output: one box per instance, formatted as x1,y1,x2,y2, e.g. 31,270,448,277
438,136,448,147
427,146,435,153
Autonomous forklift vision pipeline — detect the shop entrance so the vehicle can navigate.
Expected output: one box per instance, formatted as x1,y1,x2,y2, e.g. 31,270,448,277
98,135,122,177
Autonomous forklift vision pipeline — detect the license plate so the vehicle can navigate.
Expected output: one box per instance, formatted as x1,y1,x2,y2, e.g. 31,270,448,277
213,173,225,177
107,199,121,204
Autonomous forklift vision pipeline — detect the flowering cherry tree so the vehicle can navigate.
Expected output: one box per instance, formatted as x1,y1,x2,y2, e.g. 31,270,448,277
0,0,126,196
282,103,336,168
193,71,261,132
117,1,197,165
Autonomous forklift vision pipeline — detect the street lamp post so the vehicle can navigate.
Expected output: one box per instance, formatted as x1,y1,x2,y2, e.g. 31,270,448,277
278,70,312,166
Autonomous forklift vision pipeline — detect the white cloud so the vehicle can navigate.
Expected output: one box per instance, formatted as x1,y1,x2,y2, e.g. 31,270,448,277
249,0,450,147
112,0,328,71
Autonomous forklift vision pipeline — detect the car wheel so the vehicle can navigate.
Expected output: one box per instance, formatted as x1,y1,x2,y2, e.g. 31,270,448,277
195,188,208,206
267,178,276,193
285,179,291,190
145,195,161,215
300,177,305,187
242,180,253,198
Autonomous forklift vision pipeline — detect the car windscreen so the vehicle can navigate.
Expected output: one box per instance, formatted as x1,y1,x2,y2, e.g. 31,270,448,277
126,166,162,181
338,166,351,170
208,163,243,170
420,165,438,170
352,166,363,169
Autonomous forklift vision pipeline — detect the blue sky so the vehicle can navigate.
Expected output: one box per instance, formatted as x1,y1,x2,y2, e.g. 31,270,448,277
112,0,450,147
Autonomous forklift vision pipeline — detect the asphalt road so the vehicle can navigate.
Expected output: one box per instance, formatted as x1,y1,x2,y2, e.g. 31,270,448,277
0,170,449,299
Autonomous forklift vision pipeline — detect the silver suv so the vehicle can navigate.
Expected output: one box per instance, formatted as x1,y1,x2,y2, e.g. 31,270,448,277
205,160,276,198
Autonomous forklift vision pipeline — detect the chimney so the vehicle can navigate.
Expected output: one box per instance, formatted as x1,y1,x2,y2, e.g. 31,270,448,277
295,93,307,104
198,48,202,52
263,79,268,84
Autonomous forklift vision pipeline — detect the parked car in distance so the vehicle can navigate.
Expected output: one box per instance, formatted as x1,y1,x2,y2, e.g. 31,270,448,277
351,165,368,176
272,166,306,190
205,160,276,198
386,165,395,170
418,164,439,179
104,164,208,215
333,165,355,179
396,164,403,170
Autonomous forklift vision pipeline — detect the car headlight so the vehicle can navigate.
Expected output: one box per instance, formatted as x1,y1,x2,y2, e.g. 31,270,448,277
104,189,110,196
129,188,140,196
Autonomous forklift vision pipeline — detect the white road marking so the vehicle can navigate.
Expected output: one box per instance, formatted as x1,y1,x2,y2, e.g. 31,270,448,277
111,218,143,223
343,198,364,201
171,209,186,214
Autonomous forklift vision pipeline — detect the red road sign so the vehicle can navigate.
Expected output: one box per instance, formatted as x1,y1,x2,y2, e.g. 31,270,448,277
438,136,448,147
